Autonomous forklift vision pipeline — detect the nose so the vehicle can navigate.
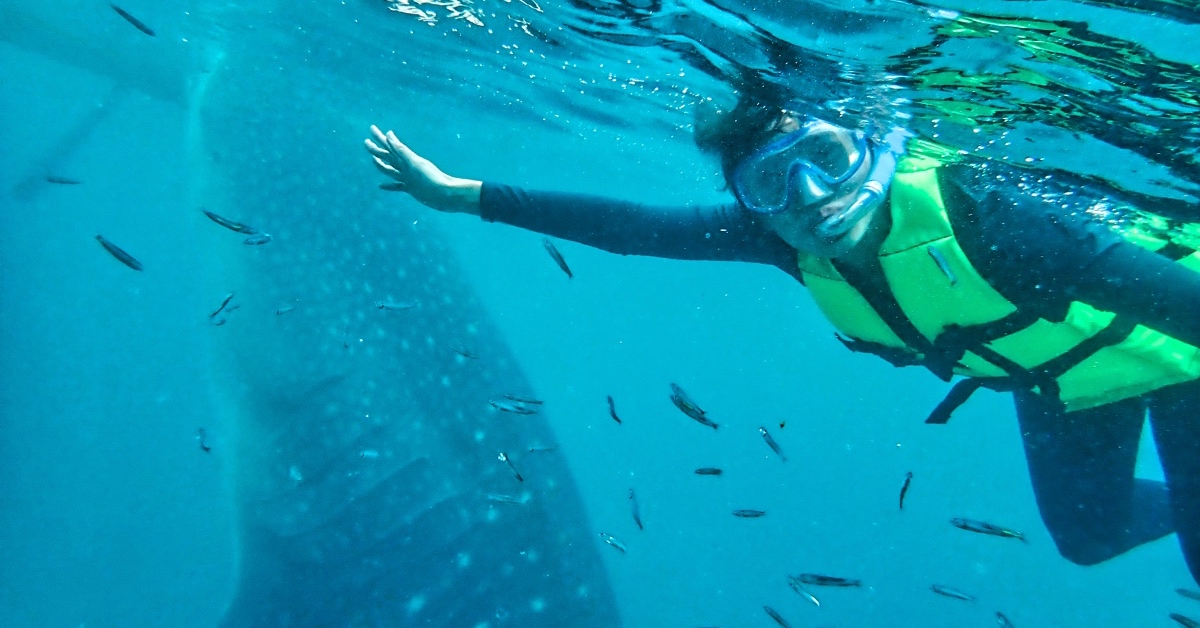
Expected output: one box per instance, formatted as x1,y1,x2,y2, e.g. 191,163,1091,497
797,169,834,204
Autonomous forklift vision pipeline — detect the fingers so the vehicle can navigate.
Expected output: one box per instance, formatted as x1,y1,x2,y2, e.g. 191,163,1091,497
367,125,404,161
365,138,390,158
366,125,420,167
367,125,416,161
373,155,402,179
370,124,388,145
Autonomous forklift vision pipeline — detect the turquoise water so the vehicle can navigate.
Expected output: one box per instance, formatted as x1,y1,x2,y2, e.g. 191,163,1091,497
1,1,1198,626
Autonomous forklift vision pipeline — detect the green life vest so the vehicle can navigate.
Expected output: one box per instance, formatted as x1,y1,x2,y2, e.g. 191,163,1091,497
797,154,1200,416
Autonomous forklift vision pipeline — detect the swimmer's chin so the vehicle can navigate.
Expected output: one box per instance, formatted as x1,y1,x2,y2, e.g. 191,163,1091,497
811,237,856,259
811,219,873,259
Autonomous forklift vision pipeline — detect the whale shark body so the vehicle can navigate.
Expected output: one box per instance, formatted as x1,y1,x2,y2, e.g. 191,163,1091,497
198,62,621,628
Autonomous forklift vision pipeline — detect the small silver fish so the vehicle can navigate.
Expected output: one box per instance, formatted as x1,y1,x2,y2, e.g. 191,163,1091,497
275,305,296,315
452,346,480,359
1172,613,1200,628
669,383,703,413
899,471,914,510
607,395,621,424
542,238,573,279
926,245,958,286
732,509,766,518
210,292,235,319
794,573,861,587
629,488,643,531
527,444,558,453
489,398,538,415
763,605,791,628
201,209,259,235
95,234,143,271
486,493,529,505
45,176,81,185
950,517,1025,541
598,532,626,553
787,577,820,608
759,426,786,462
694,467,723,476
670,383,718,430
243,233,272,246
504,393,544,405
110,3,155,36
497,452,523,483
930,584,975,601
996,611,1016,628
376,299,418,311
1177,589,1200,603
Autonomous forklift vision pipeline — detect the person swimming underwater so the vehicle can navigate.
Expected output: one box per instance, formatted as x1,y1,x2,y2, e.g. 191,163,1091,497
365,88,1200,585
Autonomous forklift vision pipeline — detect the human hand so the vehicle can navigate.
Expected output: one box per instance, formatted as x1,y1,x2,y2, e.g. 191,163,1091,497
365,125,481,215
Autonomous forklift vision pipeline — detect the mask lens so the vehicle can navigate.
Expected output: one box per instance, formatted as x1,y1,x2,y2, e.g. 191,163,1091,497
800,132,858,179
735,160,791,210
734,123,864,213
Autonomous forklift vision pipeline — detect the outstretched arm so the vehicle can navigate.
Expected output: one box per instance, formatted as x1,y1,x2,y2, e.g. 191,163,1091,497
366,125,800,275
480,183,797,268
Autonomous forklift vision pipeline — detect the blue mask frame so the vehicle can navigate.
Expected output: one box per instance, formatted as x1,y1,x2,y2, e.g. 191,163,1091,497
732,119,870,215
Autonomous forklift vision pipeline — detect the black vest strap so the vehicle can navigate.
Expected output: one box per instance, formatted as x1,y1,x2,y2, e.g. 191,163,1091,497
823,256,1139,425
832,259,959,381
1032,316,1139,379
931,310,1040,365
924,317,1136,425
925,379,986,424
834,334,925,368
1156,241,1195,261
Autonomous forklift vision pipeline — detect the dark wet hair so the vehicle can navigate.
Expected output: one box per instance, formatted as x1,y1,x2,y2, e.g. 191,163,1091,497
693,83,791,189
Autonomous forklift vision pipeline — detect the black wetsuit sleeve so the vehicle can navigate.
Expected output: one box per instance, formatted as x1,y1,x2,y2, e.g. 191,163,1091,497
943,163,1200,348
479,182,801,279
1075,242,1200,346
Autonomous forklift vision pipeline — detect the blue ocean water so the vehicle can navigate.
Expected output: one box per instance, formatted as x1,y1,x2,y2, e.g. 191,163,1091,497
1,1,1198,627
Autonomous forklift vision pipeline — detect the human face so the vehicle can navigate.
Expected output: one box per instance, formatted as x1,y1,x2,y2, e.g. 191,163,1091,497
751,116,881,259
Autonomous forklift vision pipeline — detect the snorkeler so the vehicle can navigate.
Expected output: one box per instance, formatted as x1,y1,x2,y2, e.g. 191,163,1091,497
364,88,1200,585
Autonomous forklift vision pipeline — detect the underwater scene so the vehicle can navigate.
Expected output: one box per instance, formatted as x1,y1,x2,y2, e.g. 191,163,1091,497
3,1,1200,626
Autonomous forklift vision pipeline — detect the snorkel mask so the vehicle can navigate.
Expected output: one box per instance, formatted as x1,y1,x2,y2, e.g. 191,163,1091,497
732,114,911,239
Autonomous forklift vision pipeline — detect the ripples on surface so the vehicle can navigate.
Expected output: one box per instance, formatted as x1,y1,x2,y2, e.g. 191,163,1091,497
236,0,1192,235
198,0,1200,204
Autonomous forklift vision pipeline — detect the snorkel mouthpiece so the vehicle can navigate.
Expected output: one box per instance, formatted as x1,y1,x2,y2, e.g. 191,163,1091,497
813,126,912,239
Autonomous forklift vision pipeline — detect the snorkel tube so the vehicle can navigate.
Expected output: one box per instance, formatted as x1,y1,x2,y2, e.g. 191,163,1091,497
814,125,912,239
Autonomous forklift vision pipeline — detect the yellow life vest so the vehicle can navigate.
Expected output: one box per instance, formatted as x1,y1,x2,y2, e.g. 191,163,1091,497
797,154,1200,415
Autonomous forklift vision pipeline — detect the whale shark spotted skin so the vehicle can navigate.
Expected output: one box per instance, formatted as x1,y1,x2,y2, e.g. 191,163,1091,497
195,46,621,628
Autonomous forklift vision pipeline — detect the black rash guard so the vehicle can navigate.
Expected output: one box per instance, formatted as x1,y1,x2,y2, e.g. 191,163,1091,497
479,161,1200,348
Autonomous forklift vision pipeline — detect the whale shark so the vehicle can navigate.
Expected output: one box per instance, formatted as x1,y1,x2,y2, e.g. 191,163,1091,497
196,49,622,628
2,3,622,626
